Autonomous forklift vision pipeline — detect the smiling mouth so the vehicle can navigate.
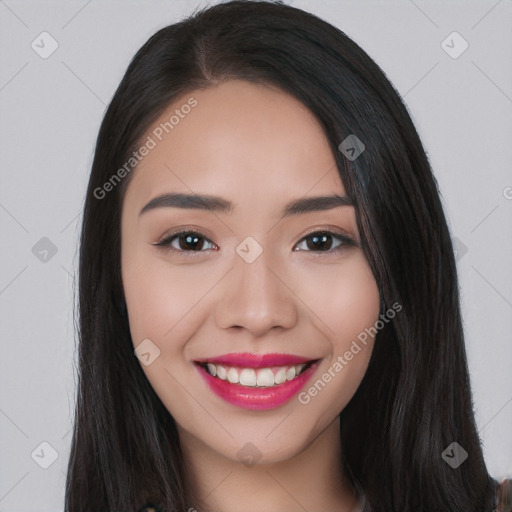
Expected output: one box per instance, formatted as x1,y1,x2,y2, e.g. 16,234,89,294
195,360,317,388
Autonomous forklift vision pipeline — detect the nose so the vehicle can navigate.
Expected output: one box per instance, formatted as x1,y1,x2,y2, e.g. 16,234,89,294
214,247,299,337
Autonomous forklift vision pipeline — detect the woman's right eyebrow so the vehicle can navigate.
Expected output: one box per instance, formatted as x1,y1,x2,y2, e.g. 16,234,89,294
138,192,353,218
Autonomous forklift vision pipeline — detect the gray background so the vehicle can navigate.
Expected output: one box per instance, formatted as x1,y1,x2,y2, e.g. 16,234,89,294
1,0,511,510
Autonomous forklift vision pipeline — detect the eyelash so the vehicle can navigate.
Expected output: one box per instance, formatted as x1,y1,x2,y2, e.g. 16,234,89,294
152,229,358,257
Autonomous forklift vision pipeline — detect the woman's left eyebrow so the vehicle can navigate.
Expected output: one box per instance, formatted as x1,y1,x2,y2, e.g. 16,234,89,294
138,192,353,218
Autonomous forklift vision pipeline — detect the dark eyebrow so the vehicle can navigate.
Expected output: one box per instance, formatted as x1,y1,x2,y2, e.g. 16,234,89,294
139,192,353,218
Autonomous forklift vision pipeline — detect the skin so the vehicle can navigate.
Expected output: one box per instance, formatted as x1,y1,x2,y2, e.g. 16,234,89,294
121,79,381,512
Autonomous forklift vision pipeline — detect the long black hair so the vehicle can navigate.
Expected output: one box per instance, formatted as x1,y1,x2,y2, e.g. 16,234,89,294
65,1,498,510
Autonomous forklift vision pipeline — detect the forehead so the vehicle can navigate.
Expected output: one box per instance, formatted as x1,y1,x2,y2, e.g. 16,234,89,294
123,79,346,211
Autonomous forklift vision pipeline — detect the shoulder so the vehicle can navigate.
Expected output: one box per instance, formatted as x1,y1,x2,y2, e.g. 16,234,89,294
496,478,511,512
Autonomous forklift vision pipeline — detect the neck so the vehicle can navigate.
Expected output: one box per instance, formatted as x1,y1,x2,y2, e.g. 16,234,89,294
179,416,361,512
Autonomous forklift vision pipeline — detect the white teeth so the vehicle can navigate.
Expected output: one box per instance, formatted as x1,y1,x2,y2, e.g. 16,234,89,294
256,368,274,387
216,365,227,380
274,368,287,384
227,367,239,384
239,368,257,387
203,361,313,388
286,367,296,381
207,363,217,377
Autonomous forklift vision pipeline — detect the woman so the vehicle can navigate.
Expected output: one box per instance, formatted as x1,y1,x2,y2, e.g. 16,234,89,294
64,1,505,510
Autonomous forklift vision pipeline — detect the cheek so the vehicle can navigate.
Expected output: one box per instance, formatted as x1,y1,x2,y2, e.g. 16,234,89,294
293,256,380,415
297,254,381,344
122,254,211,347
121,253,210,429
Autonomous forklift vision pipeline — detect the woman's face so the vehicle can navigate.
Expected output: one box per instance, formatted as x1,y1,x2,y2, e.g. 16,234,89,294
121,79,380,464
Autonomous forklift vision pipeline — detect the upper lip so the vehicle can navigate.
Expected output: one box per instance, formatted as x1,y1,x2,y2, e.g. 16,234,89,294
194,353,317,368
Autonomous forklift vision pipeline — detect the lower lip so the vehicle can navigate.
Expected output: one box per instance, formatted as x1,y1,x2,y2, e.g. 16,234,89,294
195,362,320,411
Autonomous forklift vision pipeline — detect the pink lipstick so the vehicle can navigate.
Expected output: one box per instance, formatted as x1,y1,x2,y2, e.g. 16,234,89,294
194,353,320,411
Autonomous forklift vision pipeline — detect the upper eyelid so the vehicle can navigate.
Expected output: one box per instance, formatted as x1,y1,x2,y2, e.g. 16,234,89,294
154,230,216,247
153,231,216,252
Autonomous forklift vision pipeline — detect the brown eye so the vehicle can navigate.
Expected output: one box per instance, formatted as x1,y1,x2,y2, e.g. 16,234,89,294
154,231,216,252
294,231,355,253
